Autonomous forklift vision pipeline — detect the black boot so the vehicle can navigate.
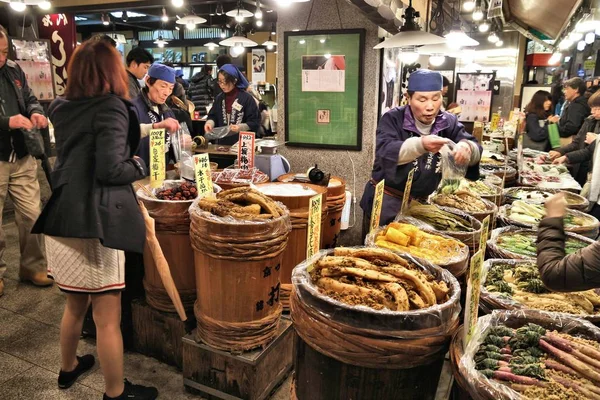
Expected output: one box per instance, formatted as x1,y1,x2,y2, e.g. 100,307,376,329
103,379,159,400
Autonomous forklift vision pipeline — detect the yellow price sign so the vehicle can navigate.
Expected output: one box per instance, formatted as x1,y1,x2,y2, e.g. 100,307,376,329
464,250,484,347
400,168,415,214
490,113,500,131
149,129,166,189
193,154,214,198
306,194,323,260
479,216,490,255
370,179,385,233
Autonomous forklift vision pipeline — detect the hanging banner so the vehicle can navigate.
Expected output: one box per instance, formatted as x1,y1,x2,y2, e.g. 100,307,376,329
252,48,266,83
488,0,503,19
37,13,77,97
238,132,256,170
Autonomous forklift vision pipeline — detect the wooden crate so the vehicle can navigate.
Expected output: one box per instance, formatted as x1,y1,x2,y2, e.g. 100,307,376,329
131,298,195,369
183,319,293,400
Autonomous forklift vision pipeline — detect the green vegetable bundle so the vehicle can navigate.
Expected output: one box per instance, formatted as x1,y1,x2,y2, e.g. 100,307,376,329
406,203,474,232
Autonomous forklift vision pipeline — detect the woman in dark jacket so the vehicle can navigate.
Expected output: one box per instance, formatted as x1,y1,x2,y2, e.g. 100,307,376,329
537,193,600,291
32,40,158,400
188,65,214,116
523,90,552,152
204,64,260,146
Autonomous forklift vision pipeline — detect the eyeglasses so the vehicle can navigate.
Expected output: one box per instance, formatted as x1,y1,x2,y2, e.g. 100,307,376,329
217,79,228,85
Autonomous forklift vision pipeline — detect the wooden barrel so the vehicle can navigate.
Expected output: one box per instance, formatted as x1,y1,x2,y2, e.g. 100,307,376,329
255,182,328,310
137,182,196,313
189,200,292,352
276,174,347,249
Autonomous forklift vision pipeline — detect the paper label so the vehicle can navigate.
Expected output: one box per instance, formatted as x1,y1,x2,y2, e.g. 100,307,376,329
370,179,385,233
193,154,214,198
238,132,256,170
517,133,524,174
464,250,484,347
490,113,500,131
306,194,322,260
149,129,166,189
479,215,490,254
400,168,415,214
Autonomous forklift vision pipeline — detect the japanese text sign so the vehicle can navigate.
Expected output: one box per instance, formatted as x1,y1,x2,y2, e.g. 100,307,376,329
149,129,165,189
193,154,214,198
370,179,385,233
238,132,255,170
306,194,323,260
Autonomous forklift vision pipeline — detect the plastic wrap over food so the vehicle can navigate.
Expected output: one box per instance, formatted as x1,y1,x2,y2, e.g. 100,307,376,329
204,126,235,142
440,142,468,183
291,247,461,337
503,187,589,211
212,167,269,186
458,309,600,400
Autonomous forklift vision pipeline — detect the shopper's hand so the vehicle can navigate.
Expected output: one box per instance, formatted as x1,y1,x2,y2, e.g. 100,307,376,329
586,132,598,145
548,150,561,160
9,115,33,130
30,113,48,129
452,141,473,166
545,192,568,219
154,118,180,133
548,115,560,123
421,135,449,154
553,155,568,165
204,124,213,133
230,124,241,133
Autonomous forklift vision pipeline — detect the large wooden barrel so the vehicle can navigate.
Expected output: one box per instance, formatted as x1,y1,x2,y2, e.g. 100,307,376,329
189,199,292,352
277,174,347,249
137,181,196,313
255,182,328,310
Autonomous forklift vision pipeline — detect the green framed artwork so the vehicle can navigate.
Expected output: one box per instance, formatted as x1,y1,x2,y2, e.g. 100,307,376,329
285,29,365,151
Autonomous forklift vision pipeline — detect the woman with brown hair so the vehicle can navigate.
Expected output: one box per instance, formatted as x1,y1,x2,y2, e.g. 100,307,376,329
523,90,553,151
32,39,158,399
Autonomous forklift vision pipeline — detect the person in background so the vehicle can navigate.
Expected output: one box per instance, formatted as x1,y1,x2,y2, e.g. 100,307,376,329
32,39,157,400
548,91,600,186
213,54,232,98
360,69,482,237
441,76,450,110
204,64,260,146
162,62,186,104
537,192,600,291
547,78,590,146
551,80,565,116
0,25,51,297
188,65,214,117
125,47,154,100
523,90,553,152
586,85,600,99
175,69,189,91
131,64,181,169
246,86,270,138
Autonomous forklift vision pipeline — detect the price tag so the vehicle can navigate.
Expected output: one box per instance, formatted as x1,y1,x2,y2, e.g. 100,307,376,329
149,129,166,189
306,194,322,260
193,154,214,198
464,250,484,347
370,179,385,233
479,215,490,254
400,168,415,214
472,122,484,143
238,132,256,170
517,132,524,174
490,113,500,131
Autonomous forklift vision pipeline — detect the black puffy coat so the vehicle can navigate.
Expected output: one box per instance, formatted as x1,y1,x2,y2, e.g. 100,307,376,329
188,72,214,116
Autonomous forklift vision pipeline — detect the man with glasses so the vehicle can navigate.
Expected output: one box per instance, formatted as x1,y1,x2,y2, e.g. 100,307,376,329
548,78,590,146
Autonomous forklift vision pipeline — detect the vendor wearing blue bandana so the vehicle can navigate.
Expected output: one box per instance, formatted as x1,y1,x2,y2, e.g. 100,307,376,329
204,64,260,145
360,69,482,234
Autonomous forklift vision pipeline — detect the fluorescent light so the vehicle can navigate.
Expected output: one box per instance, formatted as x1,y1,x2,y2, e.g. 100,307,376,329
256,20,263,27
10,0,26,12
472,6,484,21
559,39,574,49
38,1,51,10
463,0,475,12
577,40,586,51
569,31,584,41
161,8,169,22
233,42,245,56
429,54,445,66
186,22,196,30
479,20,490,33
172,0,184,7
320,39,326,43
586,31,595,44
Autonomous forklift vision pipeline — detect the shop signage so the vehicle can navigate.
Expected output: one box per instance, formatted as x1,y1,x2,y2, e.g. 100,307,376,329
370,179,385,233
400,168,415,214
193,153,214,199
306,194,322,260
479,216,490,254
584,60,596,71
464,249,484,347
252,48,266,83
490,113,500,131
149,129,166,188
488,0,503,19
238,132,255,170
517,132,524,173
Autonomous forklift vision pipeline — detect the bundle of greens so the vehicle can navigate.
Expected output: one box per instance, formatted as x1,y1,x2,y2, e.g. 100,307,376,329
405,204,474,232
504,201,586,228
495,233,588,258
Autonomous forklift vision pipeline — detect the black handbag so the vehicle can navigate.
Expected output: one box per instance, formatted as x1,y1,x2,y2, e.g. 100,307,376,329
22,127,45,158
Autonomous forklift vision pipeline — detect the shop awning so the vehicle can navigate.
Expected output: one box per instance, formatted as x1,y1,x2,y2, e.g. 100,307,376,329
504,0,583,39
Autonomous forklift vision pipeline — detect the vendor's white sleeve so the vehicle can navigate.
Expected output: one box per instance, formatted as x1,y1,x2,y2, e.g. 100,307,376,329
140,123,153,138
398,137,427,165
466,140,481,166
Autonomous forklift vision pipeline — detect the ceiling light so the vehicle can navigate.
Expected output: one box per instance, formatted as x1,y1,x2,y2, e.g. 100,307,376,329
472,6,484,21
122,10,128,22
227,0,254,22
445,27,479,49
216,3,224,15
429,54,445,66
479,20,490,33
172,0,184,7
559,38,574,49
176,15,207,28
101,13,110,26
186,22,196,30
255,1,263,19
220,24,258,48
565,56,571,62
175,26,180,30
154,35,169,48
324,53,331,59
263,35,277,50
205,42,219,50
495,39,503,47
38,0,51,10
548,52,561,64
577,40,586,51
256,20,263,27
9,0,26,12
569,31,584,41
462,0,475,12
488,31,499,43
292,29,300,32
399,47,419,64
271,23,276,35
586,31,595,44
233,42,245,56
161,8,169,23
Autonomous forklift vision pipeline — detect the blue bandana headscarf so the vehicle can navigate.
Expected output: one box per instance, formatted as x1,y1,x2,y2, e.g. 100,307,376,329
219,64,249,90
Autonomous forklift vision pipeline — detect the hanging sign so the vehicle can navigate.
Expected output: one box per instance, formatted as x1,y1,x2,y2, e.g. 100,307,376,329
238,132,256,170
306,194,323,260
193,153,214,198
149,129,166,189
370,179,385,233
400,168,415,214
488,0,503,19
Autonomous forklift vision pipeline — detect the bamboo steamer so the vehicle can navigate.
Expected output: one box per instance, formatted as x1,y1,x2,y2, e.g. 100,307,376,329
277,174,347,249
189,200,292,352
255,182,328,310
137,182,196,313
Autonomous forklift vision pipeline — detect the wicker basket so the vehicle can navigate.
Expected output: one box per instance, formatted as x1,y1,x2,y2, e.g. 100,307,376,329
431,195,498,239
503,186,589,212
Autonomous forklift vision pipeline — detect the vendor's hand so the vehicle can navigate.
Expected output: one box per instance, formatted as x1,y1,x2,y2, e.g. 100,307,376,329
9,115,33,130
547,115,560,123
182,134,192,148
154,118,180,133
30,113,48,129
204,124,213,134
230,124,241,133
586,132,598,145
553,155,568,165
548,150,561,161
452,141,473,166
421,135,449,154
545,192,568,219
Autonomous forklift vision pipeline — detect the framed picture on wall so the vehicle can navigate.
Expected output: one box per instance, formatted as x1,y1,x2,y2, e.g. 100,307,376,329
284,29,365,151
9,38,55,102
455,72,496,123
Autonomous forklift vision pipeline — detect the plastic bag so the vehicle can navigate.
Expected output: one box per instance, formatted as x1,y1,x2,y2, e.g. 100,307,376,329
170,123,194,181
439,141,468,190
205,125,235,142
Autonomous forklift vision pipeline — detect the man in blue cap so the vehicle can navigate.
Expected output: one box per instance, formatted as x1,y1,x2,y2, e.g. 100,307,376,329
360,69,482,236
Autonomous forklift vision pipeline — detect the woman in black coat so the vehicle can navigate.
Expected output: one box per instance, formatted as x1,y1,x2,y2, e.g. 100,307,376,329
523,90,553,151
32,40,158,400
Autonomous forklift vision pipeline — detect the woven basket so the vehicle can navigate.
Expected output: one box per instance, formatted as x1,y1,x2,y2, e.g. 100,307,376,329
503,186,589,212
431,195,498,239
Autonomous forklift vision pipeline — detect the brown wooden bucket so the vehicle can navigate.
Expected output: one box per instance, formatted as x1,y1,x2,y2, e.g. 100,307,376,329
255,182,328,310
276,174,346,249
137,183,196,313
189,201,292,352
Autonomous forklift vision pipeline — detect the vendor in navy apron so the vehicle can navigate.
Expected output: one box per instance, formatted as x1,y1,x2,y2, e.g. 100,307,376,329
131,63,181,170
360,69,482,237
204,64,260,146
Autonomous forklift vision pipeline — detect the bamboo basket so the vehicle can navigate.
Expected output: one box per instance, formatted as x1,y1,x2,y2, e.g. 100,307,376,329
503,187,589,212
480,164,517,187
431,195,498,238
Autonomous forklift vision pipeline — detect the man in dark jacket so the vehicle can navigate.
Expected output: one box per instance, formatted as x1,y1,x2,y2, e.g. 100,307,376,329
0,26,52,295
125,47,154,100
548,78,590,141
188,65,214,117
537,193,600,291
